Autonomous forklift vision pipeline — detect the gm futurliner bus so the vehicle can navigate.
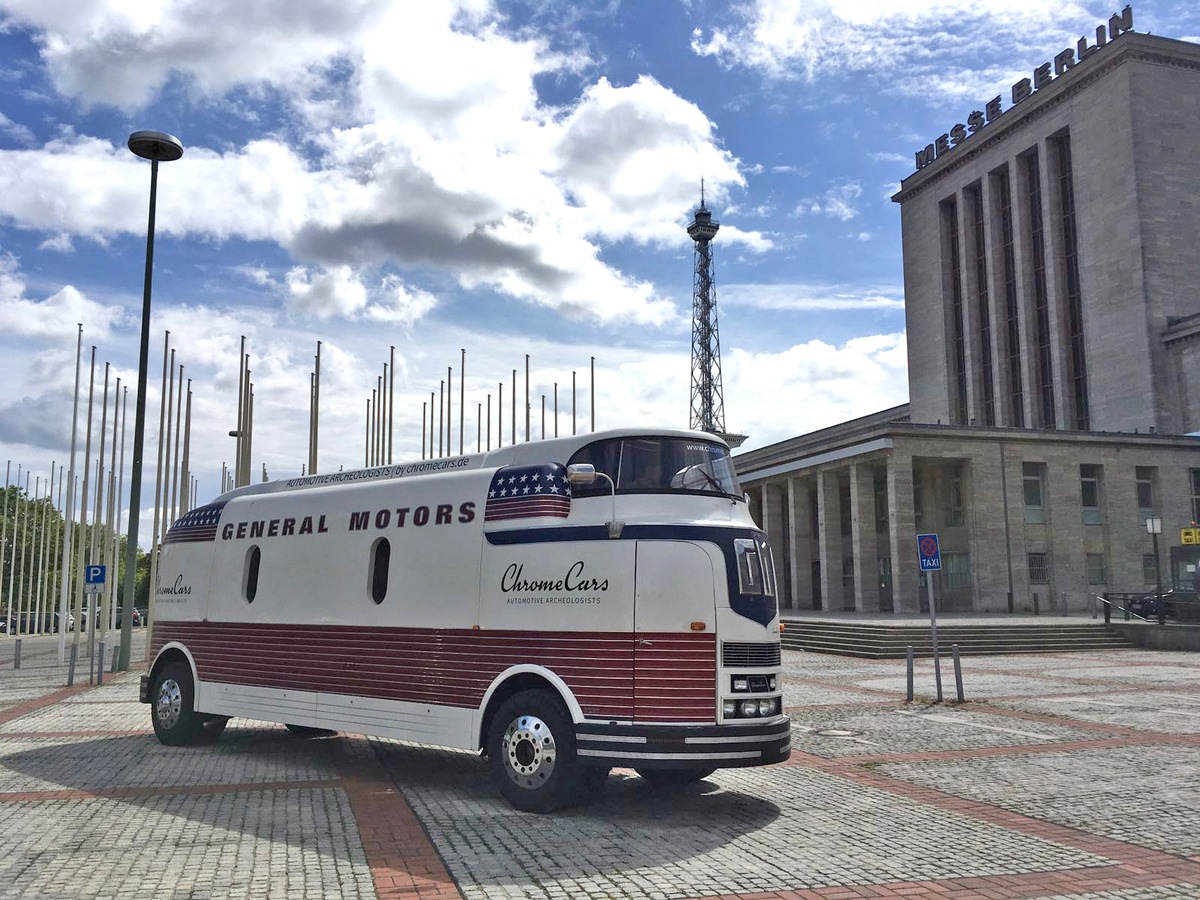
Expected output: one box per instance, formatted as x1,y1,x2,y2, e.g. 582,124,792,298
141,428,790,811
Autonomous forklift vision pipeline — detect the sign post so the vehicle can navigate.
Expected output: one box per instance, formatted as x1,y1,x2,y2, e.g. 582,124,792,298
84,565,105,683
916,534,944,702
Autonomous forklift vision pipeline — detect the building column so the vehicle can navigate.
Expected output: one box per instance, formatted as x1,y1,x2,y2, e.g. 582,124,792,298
887,452,920,613
788,476,814,610
817,469,845,611
851,462,880,612
760,482,787,607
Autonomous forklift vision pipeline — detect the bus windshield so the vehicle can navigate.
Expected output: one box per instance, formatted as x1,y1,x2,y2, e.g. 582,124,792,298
567,437,741,498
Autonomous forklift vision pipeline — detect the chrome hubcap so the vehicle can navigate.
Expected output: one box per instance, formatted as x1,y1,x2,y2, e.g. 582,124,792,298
502,714,556,789
156,678,182,730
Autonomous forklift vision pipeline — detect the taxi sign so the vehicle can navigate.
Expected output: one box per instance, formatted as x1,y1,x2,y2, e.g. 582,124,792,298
916,533,941,571
1182,527,1200,546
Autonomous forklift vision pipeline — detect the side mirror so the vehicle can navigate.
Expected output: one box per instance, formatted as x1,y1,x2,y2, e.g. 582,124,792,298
567,463,597,485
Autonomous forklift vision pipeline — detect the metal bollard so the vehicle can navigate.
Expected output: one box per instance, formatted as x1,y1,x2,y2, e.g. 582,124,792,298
13,638,21,670
67,643,78,686
1104,599,1111,624
906,645,914,702
110,645,119,674
952,644,965,702
97,641,105,686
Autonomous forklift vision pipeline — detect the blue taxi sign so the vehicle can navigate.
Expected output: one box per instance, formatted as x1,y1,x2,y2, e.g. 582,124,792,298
916,533,941,571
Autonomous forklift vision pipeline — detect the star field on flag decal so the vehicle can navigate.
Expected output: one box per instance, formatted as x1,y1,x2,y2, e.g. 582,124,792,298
484,464,572,521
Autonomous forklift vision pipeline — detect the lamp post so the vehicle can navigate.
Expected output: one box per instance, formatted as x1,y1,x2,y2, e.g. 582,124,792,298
1146,516,1164,626
119,131,183,671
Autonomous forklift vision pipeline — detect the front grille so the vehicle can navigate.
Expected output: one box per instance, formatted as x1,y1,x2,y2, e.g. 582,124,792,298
722,641,781,668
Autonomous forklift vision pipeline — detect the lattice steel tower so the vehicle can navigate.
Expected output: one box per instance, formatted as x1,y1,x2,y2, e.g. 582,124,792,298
688,185,745,447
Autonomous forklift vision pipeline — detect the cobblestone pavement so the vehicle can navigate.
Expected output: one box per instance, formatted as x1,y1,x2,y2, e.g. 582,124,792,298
1,633,1199,899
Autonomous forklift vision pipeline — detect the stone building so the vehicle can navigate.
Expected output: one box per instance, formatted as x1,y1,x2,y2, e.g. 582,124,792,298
736,22,1200,615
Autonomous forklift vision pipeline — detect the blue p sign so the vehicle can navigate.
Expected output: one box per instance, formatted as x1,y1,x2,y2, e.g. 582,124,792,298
85,565,106,585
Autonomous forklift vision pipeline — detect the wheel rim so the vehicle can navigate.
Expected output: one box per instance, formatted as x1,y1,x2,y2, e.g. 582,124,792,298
501,713,557,789
156,678,182,730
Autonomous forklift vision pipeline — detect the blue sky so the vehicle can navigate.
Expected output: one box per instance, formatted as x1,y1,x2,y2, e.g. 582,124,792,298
1,0,1197,538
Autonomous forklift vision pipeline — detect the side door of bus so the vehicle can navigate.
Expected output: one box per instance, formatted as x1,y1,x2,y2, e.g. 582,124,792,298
633,540,718,723
479,536,636,722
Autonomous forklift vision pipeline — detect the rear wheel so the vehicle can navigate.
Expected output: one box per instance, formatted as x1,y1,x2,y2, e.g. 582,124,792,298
285,724,339,738
487,690,580,813
150,660,203,746
636,768,715,786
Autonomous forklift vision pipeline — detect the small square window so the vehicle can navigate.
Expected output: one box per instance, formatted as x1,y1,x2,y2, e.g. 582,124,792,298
1028,552,1049,584
1086,553,1107,585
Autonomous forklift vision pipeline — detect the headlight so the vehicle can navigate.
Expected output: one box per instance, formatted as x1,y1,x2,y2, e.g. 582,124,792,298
758,698,776,716
722,700,737,717
732,677,749,692
739,699,758,717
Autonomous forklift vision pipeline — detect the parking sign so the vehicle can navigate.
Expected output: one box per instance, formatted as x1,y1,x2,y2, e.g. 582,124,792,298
916,534,941,571
85,564,106,594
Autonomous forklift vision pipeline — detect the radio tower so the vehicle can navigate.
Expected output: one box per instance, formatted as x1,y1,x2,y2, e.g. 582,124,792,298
688,183,746,448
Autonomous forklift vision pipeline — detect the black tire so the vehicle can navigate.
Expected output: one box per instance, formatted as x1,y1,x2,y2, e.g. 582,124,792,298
285,724,339,738
487,689,581,813
636,768,715,786
202,716,230,743
579,765,610,799
150,660,204,746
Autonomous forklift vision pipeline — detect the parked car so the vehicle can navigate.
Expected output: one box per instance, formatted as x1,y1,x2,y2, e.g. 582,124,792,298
115,607,146,628
1127,589,1198,620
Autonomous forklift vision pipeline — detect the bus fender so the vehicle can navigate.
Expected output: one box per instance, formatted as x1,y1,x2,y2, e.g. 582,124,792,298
474,664,585,747
147,641,203,707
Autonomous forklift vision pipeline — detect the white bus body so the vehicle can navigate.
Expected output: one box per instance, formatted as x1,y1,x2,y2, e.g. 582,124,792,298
141,428,790,811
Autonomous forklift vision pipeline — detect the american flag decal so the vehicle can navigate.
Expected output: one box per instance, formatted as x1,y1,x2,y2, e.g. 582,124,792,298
485,464,572,522
164,501,227,544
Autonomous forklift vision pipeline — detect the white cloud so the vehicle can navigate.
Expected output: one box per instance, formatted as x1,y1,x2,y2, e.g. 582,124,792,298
721,281,903,312
0,3,761,329
793,181,862,221
691,0,1097,95
0,251,121,339
285,265,369,319
365,275,439,327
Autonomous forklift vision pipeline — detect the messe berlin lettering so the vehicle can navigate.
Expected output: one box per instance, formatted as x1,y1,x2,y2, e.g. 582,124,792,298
914,6,1133,171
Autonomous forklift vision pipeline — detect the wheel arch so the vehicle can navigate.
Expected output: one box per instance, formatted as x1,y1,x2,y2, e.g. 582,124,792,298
475,665,583,750
148,641,199,698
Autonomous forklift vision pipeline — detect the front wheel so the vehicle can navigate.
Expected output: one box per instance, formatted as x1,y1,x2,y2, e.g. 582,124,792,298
487,690,580,813
150,660,204,746
636,768,715,786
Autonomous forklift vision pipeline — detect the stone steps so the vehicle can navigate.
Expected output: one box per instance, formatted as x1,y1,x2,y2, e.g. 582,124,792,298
780,618,1140,658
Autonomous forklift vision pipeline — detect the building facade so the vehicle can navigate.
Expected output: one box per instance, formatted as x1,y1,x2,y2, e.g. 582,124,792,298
736,23,1200,615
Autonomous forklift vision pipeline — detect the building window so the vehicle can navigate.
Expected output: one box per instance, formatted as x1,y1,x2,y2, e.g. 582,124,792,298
842,558,855,590
1052,134,1089,430
944,551,971,588
1086,553,1107,586
877,556,892,588
1023,462,1045,524
1080,464,1102,525
1136,466,1156,515
1024,150,1056,429
995,166,1024,427
839,482,852,536
948,465,964,526
1028,552,1049,584
969,184,995,425
1143,553,1159,585
874,468,889,533
1191,469,1200,524
943,196,968,425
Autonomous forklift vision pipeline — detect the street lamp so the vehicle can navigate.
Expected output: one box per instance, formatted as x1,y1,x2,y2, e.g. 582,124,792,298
1146,516,1165,626
119,131,183,671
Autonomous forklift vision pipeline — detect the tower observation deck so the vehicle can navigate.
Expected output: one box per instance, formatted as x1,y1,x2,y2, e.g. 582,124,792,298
688,189,746,448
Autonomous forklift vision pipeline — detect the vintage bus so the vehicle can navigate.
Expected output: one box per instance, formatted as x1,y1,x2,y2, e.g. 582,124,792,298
141,428,790,811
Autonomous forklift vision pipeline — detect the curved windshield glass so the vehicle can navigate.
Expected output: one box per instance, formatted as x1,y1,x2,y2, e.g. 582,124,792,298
568,437,741,498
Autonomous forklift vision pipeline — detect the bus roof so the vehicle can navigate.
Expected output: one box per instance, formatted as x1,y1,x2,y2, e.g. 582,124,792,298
213,427,728,502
